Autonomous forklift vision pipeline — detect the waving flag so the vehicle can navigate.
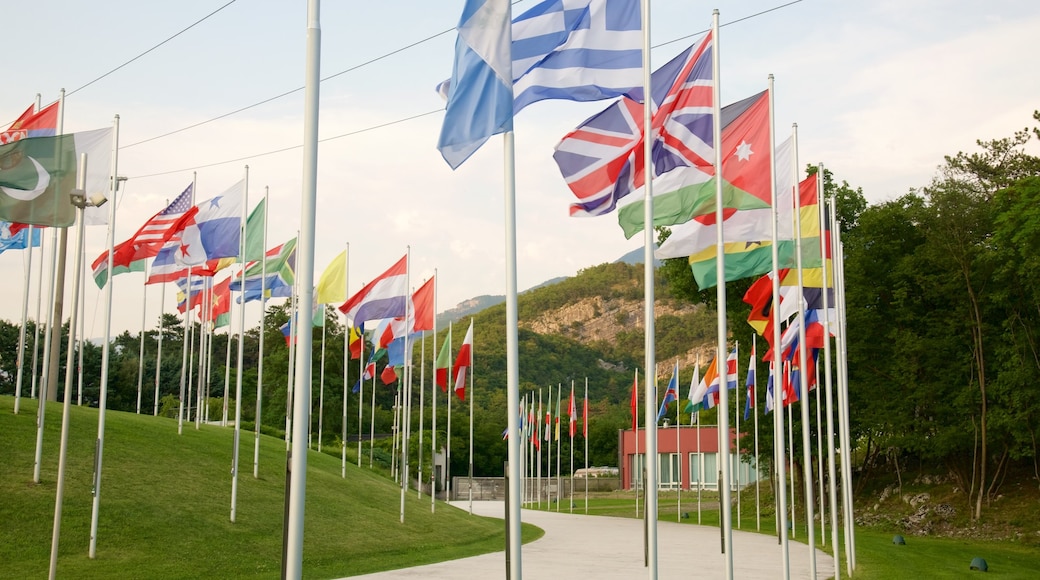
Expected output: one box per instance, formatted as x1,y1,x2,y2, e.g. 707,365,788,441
744,345,756,420
554,32,713,218
174,180,245,266
684,361,701,414
656,363,679,421
119,184,196,261
338,255,407,327
411,277,435,332
452,320,474,400
2,101,59,143
582,388,589,438
0,221,41,254
353,356,377,393
381,364,398,385
630,370,638,430
568,385,577,438
229,238,296,301
316,249,347,305
434,328,452,392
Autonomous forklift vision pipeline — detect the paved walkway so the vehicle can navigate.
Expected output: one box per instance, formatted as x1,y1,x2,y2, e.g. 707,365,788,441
349,501,834,579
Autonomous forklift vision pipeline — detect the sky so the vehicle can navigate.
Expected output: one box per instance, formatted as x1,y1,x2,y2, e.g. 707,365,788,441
2,0,1038,338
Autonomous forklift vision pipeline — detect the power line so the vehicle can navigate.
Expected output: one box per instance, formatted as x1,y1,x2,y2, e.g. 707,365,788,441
68,1,240,98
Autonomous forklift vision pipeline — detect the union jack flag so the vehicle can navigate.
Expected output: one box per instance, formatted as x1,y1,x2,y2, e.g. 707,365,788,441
554,31,714,217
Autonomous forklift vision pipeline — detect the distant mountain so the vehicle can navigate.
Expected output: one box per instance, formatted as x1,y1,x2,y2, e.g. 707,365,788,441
615,244,661,267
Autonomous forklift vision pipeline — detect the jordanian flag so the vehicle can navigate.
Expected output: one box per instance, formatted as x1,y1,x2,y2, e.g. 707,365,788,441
617,91,771,238
0,128,112,227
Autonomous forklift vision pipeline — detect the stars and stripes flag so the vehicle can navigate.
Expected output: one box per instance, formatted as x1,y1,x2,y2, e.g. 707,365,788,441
553,31,713,217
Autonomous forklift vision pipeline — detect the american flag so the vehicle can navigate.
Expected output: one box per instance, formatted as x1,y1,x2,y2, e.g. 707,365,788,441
105,183,196,272
554,31,714,217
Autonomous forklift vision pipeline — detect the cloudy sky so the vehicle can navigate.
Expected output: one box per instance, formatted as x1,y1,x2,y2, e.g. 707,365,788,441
2,0,1037,337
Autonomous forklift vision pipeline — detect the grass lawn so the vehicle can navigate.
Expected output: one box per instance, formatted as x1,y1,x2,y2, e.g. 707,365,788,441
0,396,541,579
530,489,1040,579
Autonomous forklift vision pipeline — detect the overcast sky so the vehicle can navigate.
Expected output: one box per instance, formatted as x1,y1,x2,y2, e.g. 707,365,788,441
2,0,1037,337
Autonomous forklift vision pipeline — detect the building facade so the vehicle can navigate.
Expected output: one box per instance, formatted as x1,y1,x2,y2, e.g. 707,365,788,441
617,425,762,491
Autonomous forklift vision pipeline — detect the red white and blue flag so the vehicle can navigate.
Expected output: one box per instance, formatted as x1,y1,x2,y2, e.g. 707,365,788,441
2,101,59,144
553,31,713,217
175,180,245,266
338,255,408,327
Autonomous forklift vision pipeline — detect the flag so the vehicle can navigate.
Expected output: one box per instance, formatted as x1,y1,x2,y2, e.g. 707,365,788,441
209,274,234,328
2,101,59,143
338,255,407,327
381,364,398,385
684,360,701,414
176,276,209,314
411,276,435,332
228,238,296,300
656,363,679,422
568,385,577,438
511,0,642,111
0,128,112,227
242,198,266,262
437,0,512,169
174,180,245,266
582,388,589,438
655,131,790,257
116,184,196,262
0,221,41,254
620,89,770,238
555,32,713,218
353,356,377,393
91,241,146,288
452,320,473,400
348,325,363,360
744,345,756,420
545,395,552,441
764,367,775,414
434,329,452,392
316,249,347,304
630,369,638,430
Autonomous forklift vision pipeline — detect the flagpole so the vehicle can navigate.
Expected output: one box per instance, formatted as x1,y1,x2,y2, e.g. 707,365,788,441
753,334,761,531
136,271,148,413
417,326,425,498
400,246,412,523
537,388,543,509
547,383,553,509
318,308,327,451
231,165,250,523
29,223,47,403
430,272,438,511
503,128,524,580
815,356,826,546
154,276,165,416
86,116,121,560
819,170,841,579
14,225,34,414
187,281,197,427
467,319,474,516
178,173,197,437
556,382,562,512
584,377,589,515
358,329,365,467
791,124,818,579
675,362,681,523
77,243,86,407
285,284,297,449
255,186,270,479
223,325,233,426
788,383,796,539
735,342,741,529
767,74,791,579
340,244,349,479
34,88,65,484
832,199,856,574
196,282,209,429
446,324,452,497
634,370,640,520
369,361,376,468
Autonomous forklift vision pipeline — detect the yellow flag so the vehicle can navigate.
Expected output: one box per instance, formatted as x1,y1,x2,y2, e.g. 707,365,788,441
316,249,347,304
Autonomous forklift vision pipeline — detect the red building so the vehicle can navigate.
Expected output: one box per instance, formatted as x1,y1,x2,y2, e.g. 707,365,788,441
617,425,762,491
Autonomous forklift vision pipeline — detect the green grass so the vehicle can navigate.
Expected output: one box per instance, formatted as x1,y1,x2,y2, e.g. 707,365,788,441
531,491,1040,579
0,396,541,579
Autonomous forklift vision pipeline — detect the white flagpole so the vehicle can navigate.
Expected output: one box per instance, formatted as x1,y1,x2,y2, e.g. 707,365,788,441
556,382,562,512
29,224,47,402
430,272,438,511
693,355,700,524
369,360,376,467
48,151,89,580
400,247,412,523
584,377,589,515
675,362,681,523
767,75,791,578
537,389,543,509
503,120,524,580
284,0,320,570
791,124,818,578
392,389,400,480
76,244,84,407
815,356,826,546
833,200,856,574
569,380,575,514
186,285,196,427
753,334,761,531
255,186,270,479
735,342,741,529
467,319,474,516
446,323,452,496
154,277,165,416
358,327,364,467
88,116,121,558
231,166,249,523
318,308,327,451
205,305,216,424
196,282,209,429
136,271,148,413
34,88,65,484
634,371,639,520
709,12,734,576
13,224,34,414
417,326,426,498
820,168,841,579
178,174,197,437
788,384,796,538
640,2,658,577
285,285,297,449
223,325,233,426
547,383,553,508
340,244,349,479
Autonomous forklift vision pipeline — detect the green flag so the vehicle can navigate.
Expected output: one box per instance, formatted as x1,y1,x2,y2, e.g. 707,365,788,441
0,128,112,227
242,198,266,262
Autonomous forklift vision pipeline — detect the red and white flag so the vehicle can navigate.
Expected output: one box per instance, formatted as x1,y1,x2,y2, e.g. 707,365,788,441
451,319,473,400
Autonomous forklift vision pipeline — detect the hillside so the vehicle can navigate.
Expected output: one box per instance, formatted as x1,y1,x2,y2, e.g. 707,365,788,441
0,396,538,579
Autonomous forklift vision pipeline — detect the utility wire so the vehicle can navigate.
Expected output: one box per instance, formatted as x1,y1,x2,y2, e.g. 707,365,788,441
121,0,806,180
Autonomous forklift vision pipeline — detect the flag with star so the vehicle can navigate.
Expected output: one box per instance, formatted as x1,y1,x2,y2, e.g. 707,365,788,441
617,90,771,238
174,180,244,266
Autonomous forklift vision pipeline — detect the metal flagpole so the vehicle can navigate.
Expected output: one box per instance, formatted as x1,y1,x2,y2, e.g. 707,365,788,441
676,363,681,523
767,74,791,579
537,389,543,509
417,327,425,498
48,152,89,580
358,327,364,467
255,185,270,478
284,0,320,572
753,334,761,531
177,173,197,437
285,284,297,449
445,329,452,496
816,357,826,546
318,307,327,451
186,281,197,427
205,303,215,424
13,224,34,414
556,383,562,512
400,247,412,523
707,11,734,575
833,201,856,574
430,272,438,510
29,223,47,403
369,361,376,467
231,166,249,523
788,383,796,538
547,384,553,509
634,371,639,520
820,169,841,579
340,244,349,479
89,116,121,558
584,377,589,514
154,277,165,416
570,380,575,514
136,269,148,413
467,321,474,515
77,245,85,407
196,281,209,429
735,342,741,529
223,323,233,426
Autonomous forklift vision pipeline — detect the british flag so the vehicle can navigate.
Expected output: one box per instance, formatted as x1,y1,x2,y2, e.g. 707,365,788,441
554,31,714,217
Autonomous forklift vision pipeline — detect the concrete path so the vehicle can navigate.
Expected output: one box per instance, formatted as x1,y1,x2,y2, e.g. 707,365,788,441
348,501,834,579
